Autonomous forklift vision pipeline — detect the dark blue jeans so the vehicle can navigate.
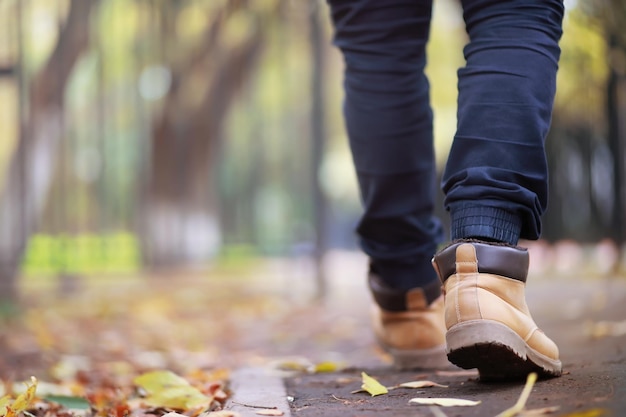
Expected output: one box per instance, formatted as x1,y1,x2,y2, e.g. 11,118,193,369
327,0,564,290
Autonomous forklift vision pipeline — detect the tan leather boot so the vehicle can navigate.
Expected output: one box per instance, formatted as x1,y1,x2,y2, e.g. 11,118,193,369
369,274,448,369
432,241,562,381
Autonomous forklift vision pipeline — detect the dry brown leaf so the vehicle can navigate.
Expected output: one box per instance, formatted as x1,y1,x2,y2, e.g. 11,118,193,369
393,380,448,389
435,370,479,378
335,377,358,384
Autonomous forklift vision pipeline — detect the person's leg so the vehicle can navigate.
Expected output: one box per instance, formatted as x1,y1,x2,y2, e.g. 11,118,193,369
443,0,564,242
327,0,447,369
434,0,565,380
328,0,443,295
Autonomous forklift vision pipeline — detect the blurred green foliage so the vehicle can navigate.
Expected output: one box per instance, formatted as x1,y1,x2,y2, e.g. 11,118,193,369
21,233,140,275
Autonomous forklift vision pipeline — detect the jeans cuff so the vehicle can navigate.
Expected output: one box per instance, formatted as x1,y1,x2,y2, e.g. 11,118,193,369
450,205,522,246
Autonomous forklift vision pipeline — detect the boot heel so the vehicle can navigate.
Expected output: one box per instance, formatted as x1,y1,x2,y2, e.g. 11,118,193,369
446,320,561,381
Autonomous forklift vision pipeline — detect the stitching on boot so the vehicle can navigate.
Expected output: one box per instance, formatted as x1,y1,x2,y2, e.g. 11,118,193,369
523,326,539,342
473,273,482,319
454,275,461,323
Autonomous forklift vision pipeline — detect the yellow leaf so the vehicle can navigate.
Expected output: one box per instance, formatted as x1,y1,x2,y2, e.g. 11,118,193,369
396,380,448,389
6,377,38,417
360,372,388,397
409,398,481,407
134,371,188,393
134,371,212,410
557,409,609,417
312,361,343,373
255,410,284,416
149,386,210,409
0,396,11,417
495,372,537,417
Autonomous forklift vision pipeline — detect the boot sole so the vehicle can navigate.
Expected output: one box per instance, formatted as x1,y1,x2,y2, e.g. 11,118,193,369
378,340,450,370
446,320,562,382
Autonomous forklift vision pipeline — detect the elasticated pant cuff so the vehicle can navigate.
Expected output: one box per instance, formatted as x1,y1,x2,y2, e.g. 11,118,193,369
450,205,522,246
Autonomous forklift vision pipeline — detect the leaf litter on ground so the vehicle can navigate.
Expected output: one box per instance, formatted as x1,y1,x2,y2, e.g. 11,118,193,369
0,369,230,417
0,274,299,417
1,377,38,417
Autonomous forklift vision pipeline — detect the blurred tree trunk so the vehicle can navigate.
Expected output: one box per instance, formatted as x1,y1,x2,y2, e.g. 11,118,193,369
139,4,264,268
584,1,626,246
309,0,328,299
607,35,626,246
0,0,99,303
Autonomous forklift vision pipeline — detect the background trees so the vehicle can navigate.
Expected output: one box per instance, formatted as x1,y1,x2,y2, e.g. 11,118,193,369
0,0,623,302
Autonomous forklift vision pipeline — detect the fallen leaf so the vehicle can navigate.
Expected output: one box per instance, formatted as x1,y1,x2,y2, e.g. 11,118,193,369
134,371,212,409
44,395,91,410
519,406,561,416
5,377,38,417
311,361,343,373
409,398,481,407
201,411,241,417
0,397,10,417
255,410,284,416
435,370,479,378
135,371,188,394
557,409,609,417
359,372,388,397
269,358,312,373
495,372,537,417
394,380,448,389
335,377,357,385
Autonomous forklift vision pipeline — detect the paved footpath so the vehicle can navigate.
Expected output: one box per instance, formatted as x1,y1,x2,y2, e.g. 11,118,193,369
225,251,626,417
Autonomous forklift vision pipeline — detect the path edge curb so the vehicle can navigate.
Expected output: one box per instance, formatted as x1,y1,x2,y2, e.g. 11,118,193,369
226,367,292,417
